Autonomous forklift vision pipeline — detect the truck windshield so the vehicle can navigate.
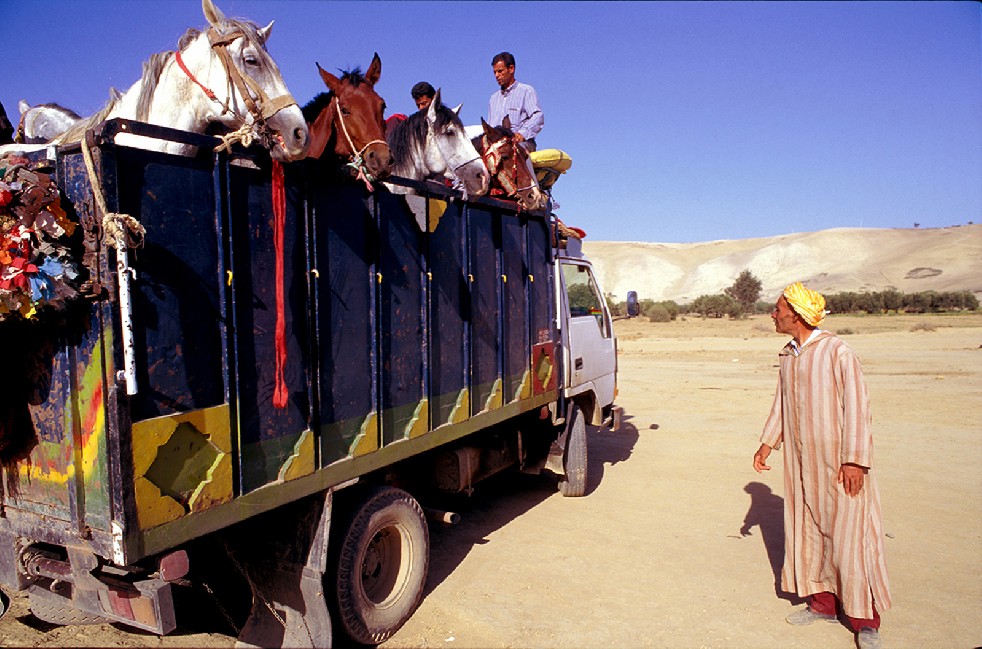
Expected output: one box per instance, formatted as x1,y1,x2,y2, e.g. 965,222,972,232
561,263,610,337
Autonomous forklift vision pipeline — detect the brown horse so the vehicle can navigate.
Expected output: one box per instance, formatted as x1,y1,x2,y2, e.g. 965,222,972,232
472,116,545,211
302,53,393,183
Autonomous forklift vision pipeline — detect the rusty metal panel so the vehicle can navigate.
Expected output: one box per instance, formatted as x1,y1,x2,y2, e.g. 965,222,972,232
114,149,226,419
310,181,377,465
376,190,426,446
227,163,310,493
467,208,501,415
501,216,529,402
426,200,467,427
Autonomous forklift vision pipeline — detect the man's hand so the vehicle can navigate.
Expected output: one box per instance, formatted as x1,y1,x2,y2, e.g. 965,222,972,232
838,463,867,497
753,444,772,473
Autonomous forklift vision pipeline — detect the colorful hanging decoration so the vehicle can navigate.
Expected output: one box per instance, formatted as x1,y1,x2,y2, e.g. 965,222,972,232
0,153,82,322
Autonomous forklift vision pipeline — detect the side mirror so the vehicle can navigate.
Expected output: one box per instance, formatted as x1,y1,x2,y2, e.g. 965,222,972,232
626,291,640,317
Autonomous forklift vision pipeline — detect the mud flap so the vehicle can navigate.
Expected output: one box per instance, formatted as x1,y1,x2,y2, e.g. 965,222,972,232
544,402,576,476
233,491,334,648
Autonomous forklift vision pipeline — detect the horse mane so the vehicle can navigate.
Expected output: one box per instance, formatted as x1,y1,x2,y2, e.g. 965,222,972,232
54,92,120,144
301,67,368,122
33,103,83,120
387,104,463,167
55,18,268,144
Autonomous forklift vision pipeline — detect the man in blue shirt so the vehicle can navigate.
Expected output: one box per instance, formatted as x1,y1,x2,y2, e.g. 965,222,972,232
489,52,543,152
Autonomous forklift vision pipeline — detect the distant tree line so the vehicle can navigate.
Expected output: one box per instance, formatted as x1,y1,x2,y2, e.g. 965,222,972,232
822,289,979,314
607,269,979,322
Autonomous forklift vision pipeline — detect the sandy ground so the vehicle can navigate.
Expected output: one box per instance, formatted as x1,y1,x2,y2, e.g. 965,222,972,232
2,312,980,648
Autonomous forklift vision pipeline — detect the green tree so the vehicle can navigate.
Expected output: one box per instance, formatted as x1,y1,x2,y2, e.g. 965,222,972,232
725,270,763,312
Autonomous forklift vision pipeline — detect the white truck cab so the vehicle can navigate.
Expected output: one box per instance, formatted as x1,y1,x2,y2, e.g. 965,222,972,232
556,236,618,427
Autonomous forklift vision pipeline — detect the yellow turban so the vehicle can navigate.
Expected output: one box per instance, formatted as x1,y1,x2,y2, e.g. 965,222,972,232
783,282,827,327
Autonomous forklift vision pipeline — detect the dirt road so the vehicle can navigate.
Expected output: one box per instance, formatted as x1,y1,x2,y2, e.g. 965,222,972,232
3,313,980,648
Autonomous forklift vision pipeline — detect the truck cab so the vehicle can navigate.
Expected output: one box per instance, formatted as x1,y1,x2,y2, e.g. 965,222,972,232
556,235,618,429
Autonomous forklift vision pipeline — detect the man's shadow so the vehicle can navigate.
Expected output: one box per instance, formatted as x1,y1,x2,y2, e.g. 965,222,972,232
740,482,804,605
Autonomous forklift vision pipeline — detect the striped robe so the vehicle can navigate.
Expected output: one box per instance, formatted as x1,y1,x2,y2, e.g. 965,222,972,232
761,331,891,619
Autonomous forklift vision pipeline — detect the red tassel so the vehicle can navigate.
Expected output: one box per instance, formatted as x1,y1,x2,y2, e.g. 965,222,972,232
271,161,288,409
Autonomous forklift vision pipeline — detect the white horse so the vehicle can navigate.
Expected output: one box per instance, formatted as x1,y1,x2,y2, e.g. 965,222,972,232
16,101,82,144
39,0,308,161
385,89,488,200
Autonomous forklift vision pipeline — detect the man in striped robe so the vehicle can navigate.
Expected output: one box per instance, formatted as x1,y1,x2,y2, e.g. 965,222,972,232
753,282,891,649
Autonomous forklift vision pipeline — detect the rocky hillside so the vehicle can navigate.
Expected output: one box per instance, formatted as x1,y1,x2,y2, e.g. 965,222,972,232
582,224,981,304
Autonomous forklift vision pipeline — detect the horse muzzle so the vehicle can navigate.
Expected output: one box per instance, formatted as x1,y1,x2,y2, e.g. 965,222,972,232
517,186,546,211
456,159,489,198
265,105,310,162
363,141,394,180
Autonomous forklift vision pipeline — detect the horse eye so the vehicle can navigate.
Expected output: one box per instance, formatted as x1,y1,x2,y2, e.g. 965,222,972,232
244,54,260,66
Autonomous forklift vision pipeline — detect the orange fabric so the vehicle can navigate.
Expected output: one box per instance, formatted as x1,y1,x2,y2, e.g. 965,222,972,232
783,282,827,326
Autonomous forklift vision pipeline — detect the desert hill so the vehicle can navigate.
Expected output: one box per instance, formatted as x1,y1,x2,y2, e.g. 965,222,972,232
582,224,982,304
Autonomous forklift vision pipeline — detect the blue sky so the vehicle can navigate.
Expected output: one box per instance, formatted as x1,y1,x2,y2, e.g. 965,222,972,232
4,1,979,243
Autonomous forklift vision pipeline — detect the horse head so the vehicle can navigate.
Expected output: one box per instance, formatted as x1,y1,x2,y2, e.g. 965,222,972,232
423,90,488,199
305,53,393,180
16,101,82,144
192,0,308,160
478,116,545,211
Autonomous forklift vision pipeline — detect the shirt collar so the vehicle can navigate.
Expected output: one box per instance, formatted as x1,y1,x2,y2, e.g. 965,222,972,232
499,80,517,95
788,328,823,356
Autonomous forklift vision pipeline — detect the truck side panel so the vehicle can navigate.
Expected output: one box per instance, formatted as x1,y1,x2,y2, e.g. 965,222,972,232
2,130,559,569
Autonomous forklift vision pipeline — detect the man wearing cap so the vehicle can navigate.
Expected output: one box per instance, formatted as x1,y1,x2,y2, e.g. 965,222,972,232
753,283,891,649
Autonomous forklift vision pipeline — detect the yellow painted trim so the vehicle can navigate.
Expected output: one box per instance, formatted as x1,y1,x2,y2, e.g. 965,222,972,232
427,198,448,232
132,405,232,530
189,452,233,513
514,369,532,401
485,378,503,411
134,477,185,530
278,429,316,482
350,412,379,456
407,400,430,439
448,388,470,424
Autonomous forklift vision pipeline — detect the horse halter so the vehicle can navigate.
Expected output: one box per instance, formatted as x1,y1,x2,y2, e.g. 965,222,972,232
482,136,534,197
332,95,386,187
175,27,297,143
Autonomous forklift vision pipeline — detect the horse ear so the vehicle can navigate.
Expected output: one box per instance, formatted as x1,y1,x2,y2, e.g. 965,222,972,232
202,0,226,27
427,89,442,123
502,114,511,130
18,100,30,115
481,117,495,137
257,20,274,44
366,53,382,86
316,62,342,95
452,103,462,117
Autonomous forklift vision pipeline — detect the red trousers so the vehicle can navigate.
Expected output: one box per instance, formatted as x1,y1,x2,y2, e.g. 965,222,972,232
810,591,880,631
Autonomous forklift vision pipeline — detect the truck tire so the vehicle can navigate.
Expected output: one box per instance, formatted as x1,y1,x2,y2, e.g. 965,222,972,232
558,404,588,497
332,486,429,646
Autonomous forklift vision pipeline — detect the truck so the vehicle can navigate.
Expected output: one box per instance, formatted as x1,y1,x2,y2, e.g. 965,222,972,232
0,118,625,647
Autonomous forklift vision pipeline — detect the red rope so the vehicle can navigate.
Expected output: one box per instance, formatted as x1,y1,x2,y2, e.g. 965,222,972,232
271,161,288,408
174,50,218,101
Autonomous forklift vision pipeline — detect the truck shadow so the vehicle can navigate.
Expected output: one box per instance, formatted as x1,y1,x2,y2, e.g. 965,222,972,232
420,415,641,599
739,481,804,605
586,416,640,496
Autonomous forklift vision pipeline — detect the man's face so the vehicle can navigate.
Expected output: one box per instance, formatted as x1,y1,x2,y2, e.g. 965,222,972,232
772,296,799,335
493,61,516,89
415,95,433,111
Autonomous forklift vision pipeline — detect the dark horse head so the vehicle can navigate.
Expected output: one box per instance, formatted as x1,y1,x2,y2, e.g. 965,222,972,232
474,115,545,211
302,53,393,181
